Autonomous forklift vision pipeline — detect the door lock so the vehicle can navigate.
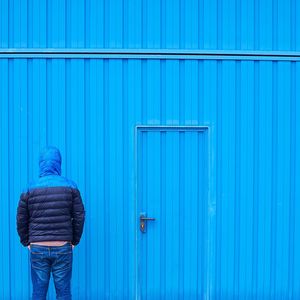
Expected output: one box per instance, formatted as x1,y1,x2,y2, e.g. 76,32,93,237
140,213,155,233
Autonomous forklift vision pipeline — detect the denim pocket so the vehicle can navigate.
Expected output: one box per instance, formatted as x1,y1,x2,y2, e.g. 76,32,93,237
30,252,46,270
30,250,44,255
54,252,73,271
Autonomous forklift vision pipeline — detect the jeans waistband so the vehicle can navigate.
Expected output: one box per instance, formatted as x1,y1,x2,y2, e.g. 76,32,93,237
30,242,72,248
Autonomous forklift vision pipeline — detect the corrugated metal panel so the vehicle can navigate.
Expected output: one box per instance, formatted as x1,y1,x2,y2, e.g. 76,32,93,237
0,0,300,50
0,58,299,298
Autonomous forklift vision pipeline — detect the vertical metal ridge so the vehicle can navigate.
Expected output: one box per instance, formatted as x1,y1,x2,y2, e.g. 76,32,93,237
83,0,87,47
121,60,125,295
83,58,89,298
196,133,200,297
0,60,8,299
122,0,126,48
27,0,31,47
296,62,300,295
217,0,222,49
179,60,184,123
0,0,8,47
297,1,300,51
215,60,222,297
234,61,241,297
7,59,13,300
254,0,260,50
121,58,126,297
141,60,146,123
202,131,206,297
104,0,109,48
113,58,124,295
84,0,89,47
159,66,166,299
46,59,50,144
124,58,131,298
78,58,85,298
160,131,166,297
279,0,291,50
198,0,204,49
160,60,166,123
272,0,278,50
252,60,259,296
179,0,184,49
103,58,110,295
203,61,213,299
160,0,165,48
288,61,296,298
26,58,32,298
46,0,50,47
141,0,146,48
290,0,296,50
64,59,69,172
235,0,241,50
270,61,278,297
280,61,291,294
144,132,148,296
8,0,13,47
16,58,24,295
10,60,17,296
197,61,203,121
178,131,184,295
226,61,236,296
83,59,88,299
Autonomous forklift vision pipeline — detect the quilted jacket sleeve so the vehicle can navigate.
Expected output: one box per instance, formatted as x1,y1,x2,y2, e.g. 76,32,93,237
16,192,30,246
71,189,85,245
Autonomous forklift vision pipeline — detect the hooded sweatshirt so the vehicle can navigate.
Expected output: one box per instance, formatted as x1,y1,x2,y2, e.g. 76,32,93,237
16,146,85,246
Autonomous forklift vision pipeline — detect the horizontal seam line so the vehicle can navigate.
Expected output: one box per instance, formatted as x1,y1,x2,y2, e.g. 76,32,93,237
30,218,71,222
1,50,300,57
30,234,72,236
28,194,71,198
0,49,299,55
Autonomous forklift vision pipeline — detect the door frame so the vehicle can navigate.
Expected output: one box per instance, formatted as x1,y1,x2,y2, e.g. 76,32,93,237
134,125,211,299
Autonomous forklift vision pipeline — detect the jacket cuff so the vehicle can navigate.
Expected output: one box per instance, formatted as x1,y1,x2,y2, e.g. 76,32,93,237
21,241,29,247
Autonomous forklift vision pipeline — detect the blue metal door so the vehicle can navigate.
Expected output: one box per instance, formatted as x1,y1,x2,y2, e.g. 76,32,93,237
136,126,208,299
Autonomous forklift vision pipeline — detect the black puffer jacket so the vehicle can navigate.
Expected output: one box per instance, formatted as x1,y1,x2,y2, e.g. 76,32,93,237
16,147,85,246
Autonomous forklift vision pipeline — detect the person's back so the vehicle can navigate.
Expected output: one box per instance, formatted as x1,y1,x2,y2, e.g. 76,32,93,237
16,146,85,300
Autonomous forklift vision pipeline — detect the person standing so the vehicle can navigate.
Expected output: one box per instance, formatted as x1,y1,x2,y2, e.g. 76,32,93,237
17,146,85,300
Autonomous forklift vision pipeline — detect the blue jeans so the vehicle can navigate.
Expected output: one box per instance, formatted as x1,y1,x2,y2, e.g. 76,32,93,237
30,243,73,300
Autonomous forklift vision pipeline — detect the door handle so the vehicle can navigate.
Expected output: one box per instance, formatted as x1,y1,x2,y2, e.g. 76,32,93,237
140,213,155,233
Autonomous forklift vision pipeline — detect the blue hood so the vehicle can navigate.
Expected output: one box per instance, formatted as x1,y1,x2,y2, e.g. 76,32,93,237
39,146,62,177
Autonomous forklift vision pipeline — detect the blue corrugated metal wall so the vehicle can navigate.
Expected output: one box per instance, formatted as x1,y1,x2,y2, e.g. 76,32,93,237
0,0,300,50
0,0,299,299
